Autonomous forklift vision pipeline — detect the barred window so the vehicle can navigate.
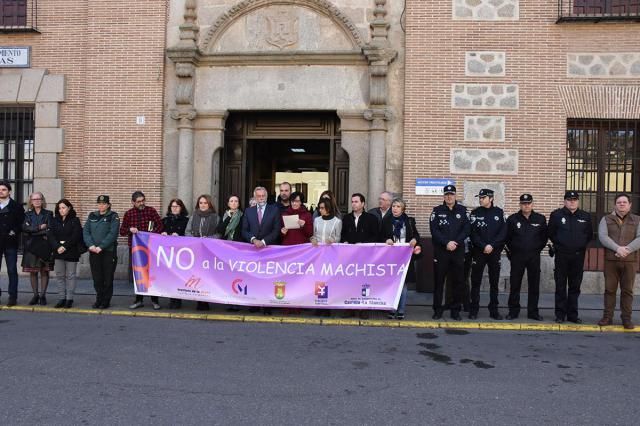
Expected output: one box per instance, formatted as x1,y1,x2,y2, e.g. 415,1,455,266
0,106,34,206
0,0,27,27
573,0,640,15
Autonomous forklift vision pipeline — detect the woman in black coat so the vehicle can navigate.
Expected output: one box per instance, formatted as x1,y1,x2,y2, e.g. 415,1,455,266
381,198,422,320
22,192,54,306
161,198,189,309
48,199,83,308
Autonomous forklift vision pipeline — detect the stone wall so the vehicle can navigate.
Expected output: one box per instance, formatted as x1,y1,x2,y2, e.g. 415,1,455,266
568,53,640,78
453,0,519,21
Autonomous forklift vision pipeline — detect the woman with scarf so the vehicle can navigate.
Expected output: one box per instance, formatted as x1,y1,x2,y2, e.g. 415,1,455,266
381,198,422,320
22,192,55,305
312,190,342,220
216,194,244,242
186,194,219,311
162,198,189,309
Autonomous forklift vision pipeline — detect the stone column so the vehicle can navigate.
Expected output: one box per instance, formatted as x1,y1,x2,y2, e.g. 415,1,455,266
364,108,392,200
337,110,370,200
193,110,228,205
170,109,197,205
363,0,396,199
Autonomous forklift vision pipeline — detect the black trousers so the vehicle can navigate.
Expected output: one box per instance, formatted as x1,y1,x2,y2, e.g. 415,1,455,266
433,247,465,313
446,251,472,308
89,251,117,305
507,252,541,317
554,251,585,321
470,249,502,314
128,254,159,304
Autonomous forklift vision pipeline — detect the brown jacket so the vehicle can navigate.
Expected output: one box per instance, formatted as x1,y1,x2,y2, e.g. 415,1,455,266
601,213,640,262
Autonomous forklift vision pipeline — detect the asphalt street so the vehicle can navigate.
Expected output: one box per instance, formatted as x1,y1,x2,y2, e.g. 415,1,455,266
1,311,639,425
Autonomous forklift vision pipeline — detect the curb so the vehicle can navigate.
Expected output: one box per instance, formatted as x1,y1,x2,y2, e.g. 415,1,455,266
1,305,637,333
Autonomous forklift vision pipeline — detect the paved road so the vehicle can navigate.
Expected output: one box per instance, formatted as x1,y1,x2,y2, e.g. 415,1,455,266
1,311,639,425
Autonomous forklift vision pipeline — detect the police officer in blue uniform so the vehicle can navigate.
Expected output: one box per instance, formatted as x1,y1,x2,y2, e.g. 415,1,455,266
548,191,593,324
505,194,548,321
469,189,507,320
429,185,470,321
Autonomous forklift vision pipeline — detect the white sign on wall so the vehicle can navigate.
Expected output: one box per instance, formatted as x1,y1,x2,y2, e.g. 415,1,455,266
0,47,30,68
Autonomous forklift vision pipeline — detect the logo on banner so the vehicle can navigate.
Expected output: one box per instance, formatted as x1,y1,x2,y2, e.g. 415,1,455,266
231,278,247,295
314,282,328,299
184,275,202,289
274,281,286,300
362,284,371,297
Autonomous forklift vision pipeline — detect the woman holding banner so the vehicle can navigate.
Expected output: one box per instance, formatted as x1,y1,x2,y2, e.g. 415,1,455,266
312,190,341,220
162,198,189,309
382,198,422,320
311,198,342,318
186,194,219,311
281,192,313,246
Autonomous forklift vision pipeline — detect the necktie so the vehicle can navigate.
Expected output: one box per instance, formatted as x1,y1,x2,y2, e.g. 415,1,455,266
258,206,263,225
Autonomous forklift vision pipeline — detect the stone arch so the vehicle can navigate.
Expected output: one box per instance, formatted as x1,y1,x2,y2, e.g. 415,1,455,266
201,0,366,53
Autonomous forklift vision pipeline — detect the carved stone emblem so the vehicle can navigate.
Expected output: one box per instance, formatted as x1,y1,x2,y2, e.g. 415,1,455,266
265,11,298,49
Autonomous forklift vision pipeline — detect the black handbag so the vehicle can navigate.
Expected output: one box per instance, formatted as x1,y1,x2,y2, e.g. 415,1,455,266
27,236,53,261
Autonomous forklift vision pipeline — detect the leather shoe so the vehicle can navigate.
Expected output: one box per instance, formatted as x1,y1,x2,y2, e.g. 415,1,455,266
468,313,478,320
567,318,582,324
490,312,503,320
54,299,66,309
7,298,17,307
597,317,612,326
92,301,101,309
623,321,635,330
555,317,565,324
28,295,39,305
527,314,544,321
432,311,443,320
451,312,462,321
65,300,74,309
505,313,518,320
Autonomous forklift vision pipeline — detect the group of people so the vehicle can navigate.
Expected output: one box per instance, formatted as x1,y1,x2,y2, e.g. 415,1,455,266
0,180,637,328
430,184,639,330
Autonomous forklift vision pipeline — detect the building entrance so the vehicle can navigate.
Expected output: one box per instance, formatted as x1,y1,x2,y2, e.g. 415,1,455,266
221,112,349,213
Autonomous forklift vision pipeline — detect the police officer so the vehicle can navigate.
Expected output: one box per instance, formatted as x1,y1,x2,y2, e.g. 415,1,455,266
429,185,470,321
469,189,507,320
548,191,593,324
83,195,120,309
505,194,548,321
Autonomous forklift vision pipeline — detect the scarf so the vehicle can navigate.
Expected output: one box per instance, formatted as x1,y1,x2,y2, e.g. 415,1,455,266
321,214,335,221
392,213,407,241
193,209,216,237
223,210,243,240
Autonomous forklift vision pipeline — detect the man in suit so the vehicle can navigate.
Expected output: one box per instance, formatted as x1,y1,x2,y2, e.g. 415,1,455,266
341,193,379,320
241,186,281,247
368,191,393,233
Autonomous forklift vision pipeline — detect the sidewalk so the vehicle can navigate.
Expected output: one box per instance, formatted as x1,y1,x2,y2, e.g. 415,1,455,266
1,277,637,332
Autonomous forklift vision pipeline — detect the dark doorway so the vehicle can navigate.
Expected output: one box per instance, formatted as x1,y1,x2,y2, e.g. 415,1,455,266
221,111,349,213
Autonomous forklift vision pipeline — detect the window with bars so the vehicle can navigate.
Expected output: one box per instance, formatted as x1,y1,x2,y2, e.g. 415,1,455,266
0,107,34,206
567,119,640,271
558,0,640,21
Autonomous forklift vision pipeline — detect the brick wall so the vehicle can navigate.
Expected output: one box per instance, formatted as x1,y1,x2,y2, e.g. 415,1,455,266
403,0,640,233
0,0,168,221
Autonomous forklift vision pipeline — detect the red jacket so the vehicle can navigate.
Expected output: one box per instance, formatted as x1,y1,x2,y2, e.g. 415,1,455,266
280,206,313,245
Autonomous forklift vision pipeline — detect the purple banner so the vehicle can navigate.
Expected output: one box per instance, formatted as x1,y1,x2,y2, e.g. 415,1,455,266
132,232,413,310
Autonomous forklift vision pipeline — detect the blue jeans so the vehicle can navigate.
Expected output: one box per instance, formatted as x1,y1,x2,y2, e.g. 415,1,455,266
1,247,19,299
395,284,408,315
